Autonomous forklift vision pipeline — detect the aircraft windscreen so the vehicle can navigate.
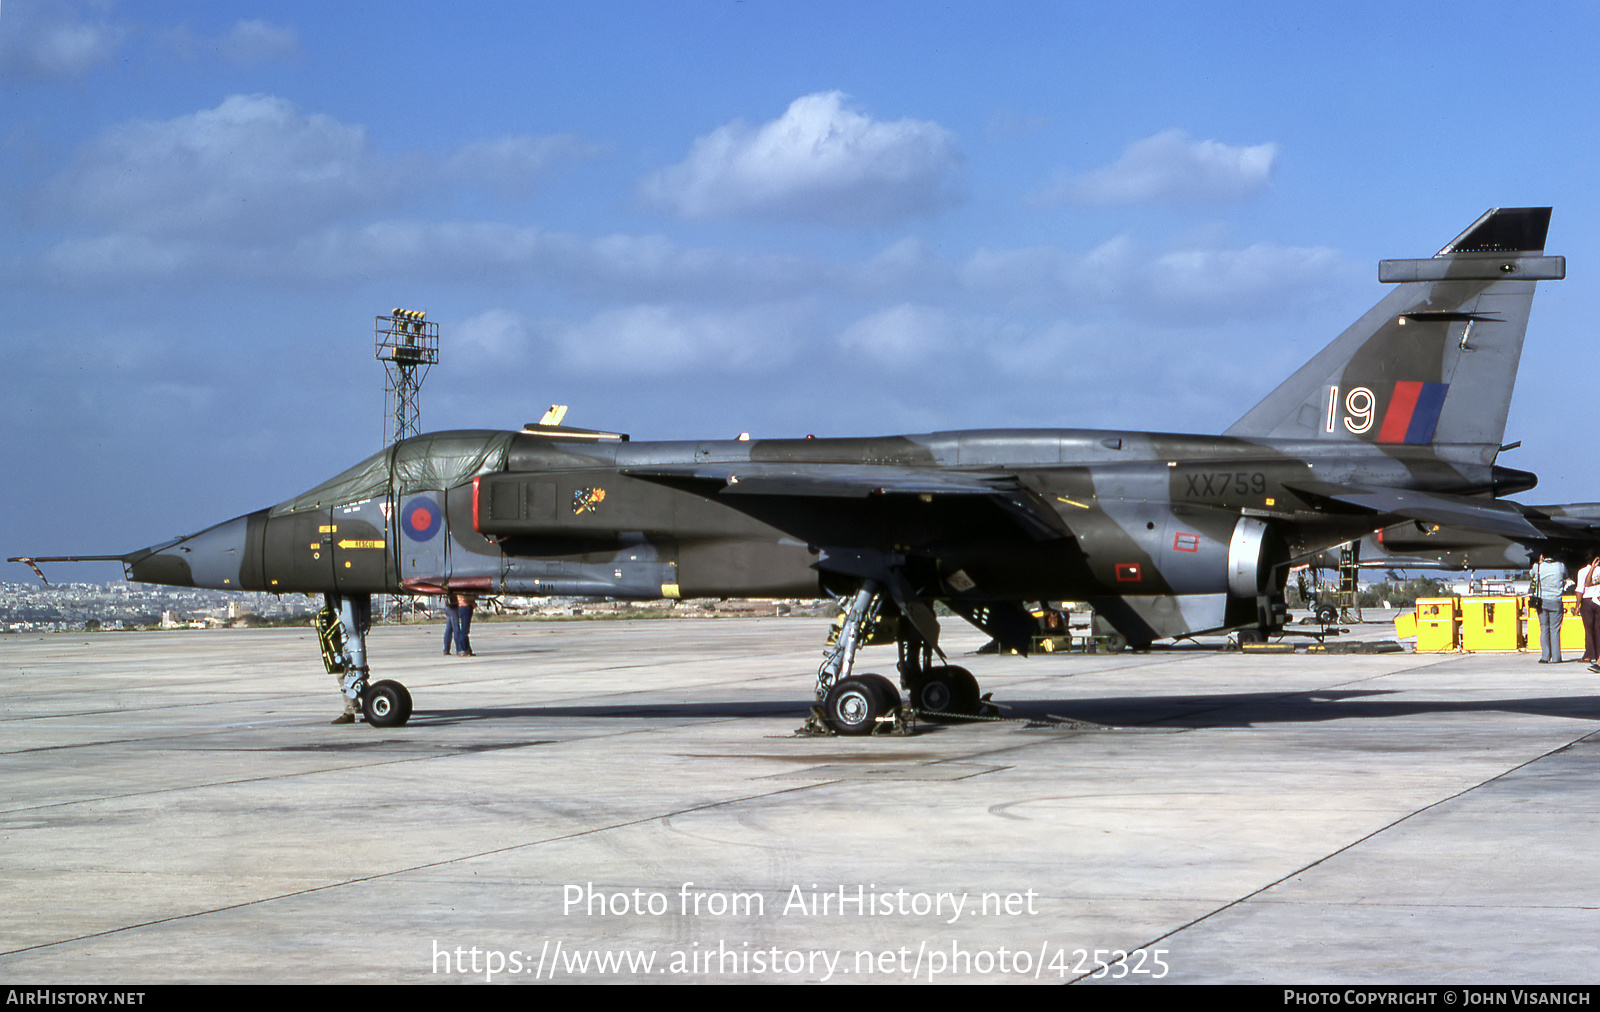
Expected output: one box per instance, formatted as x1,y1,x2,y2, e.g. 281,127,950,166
268,431,513,516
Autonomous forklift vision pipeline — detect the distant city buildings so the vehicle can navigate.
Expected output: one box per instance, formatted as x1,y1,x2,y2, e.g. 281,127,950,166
0,581,832,634
0,581,319,633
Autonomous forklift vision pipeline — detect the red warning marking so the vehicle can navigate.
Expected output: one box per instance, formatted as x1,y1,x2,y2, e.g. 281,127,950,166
1173,532,1200,553
1116,563,1141,582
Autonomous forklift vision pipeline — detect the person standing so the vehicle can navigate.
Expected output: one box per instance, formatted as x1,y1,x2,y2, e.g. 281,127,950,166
443,594,461,655
455,592,476,657
1579,553,1600,672
1530,552,1570,663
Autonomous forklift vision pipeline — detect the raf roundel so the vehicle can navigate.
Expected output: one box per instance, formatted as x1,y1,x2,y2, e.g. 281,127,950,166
401,498,442,542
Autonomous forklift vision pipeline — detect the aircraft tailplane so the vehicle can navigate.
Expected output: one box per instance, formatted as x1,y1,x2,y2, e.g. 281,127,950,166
1226,207,1561,449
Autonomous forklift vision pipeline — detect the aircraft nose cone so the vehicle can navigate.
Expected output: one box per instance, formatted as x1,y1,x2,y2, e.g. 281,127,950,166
124,515,250,590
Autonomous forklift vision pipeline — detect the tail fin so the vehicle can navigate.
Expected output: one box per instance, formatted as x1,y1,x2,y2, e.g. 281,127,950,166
1226,208,1561,447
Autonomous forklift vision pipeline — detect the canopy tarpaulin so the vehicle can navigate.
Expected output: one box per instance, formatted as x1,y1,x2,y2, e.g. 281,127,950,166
390,430,513,495
268,430,512,516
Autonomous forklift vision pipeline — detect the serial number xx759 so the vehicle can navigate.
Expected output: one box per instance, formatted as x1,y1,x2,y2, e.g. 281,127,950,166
1182,471,1267,498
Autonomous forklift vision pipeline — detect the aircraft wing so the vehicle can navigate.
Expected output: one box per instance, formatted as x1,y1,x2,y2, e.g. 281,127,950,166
622,463,1072,541
1542,516,1600,533
1285,481,1544,541
1519,503,1600,538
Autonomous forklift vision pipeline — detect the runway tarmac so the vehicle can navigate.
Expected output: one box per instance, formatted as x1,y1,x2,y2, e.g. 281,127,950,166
3,616,1598,984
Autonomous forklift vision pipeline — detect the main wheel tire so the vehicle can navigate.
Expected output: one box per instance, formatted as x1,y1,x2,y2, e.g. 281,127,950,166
363,679,413,727
913,665,981,720
391,681,413,718
1315,604,1338,625
822,676,891,736
856,673,902,714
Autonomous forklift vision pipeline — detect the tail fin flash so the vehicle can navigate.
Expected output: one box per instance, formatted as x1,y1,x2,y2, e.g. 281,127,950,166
1226,208,1562,447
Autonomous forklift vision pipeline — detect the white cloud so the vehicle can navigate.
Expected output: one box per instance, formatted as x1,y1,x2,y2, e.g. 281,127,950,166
40,214,829,298
847,237,946,294
1048,129,1278,206
554,304,807,374
959,245,1069,296
161,20,298,65
1144,242,1341,316
642,91,962,224
837,304,966,366
981,319,1108,377
455,308,531,363
39,203,1344,331
43,234,196,280
0,4,125,78
44,96,600,262
30,95,1343,366
50,95,380,239
276,221,824,298
958,235,1342,322
219,20,298,64
444,135,600,197
838,304,1087,383
957,237,1144,306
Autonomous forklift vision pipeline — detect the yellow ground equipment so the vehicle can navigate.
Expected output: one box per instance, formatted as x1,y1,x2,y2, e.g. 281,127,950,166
1459,595,1523,652
1409,598,1460,653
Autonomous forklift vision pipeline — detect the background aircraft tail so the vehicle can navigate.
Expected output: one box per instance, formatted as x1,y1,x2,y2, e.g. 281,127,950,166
1226,208,1561,447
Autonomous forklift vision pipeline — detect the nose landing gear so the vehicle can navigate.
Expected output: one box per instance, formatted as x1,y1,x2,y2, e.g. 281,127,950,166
318,593,413,728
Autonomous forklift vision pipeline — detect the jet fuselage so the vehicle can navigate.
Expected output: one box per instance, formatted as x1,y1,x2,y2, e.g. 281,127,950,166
122,426,1534,612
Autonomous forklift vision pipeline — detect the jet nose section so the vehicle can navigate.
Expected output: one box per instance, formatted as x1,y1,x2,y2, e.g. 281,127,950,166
124,514,254,590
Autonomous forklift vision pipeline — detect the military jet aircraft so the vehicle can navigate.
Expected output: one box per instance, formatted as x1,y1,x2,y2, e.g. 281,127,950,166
11,207,1565,735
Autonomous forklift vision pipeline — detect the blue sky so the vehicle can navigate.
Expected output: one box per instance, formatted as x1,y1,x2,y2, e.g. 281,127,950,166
4,1,1599,576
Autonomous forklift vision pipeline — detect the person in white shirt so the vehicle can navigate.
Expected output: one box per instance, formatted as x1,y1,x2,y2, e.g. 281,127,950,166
1579,553,1600,672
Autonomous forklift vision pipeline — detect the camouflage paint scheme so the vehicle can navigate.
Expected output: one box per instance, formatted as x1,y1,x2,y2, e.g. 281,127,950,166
11,208,1571,730
116,209,1561,638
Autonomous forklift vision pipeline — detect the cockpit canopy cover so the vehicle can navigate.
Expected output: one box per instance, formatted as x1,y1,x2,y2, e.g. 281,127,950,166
269,430,513,516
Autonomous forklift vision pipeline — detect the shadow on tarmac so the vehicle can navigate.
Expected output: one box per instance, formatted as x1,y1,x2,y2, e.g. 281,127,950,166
400,689,1600,730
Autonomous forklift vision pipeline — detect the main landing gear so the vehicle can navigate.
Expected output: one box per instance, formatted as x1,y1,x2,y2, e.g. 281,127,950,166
317,592,413,728
811,581,986,736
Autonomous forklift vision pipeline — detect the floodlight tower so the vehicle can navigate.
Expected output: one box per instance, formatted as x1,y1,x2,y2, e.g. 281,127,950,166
375,308,439,446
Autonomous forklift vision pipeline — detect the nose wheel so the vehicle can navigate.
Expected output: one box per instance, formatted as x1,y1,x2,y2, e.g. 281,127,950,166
362,680,413,727
321,593,413,728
